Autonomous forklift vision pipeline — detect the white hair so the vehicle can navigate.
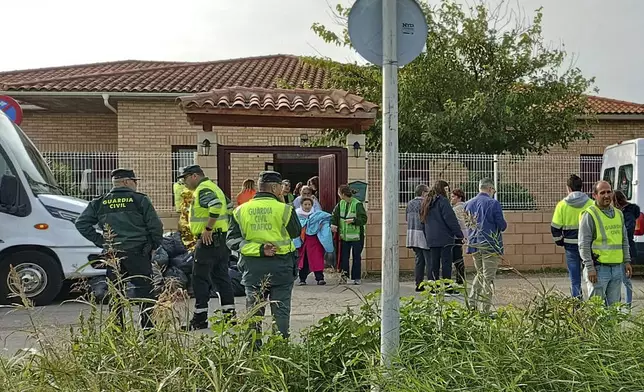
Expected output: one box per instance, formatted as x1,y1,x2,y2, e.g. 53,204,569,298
112,178,128,187
479,178,494,191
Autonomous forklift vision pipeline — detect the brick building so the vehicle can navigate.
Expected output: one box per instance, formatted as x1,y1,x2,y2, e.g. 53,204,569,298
2,54,644,271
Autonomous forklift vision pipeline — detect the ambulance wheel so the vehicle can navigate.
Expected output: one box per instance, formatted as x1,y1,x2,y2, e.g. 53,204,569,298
0,250,63,306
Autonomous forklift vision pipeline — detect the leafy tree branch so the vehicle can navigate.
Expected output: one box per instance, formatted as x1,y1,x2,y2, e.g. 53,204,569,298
307,0,598,155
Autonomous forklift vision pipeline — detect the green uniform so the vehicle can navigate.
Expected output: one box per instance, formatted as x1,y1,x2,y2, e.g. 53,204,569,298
75,184,163,330
75,186,163,250
226,192,302,338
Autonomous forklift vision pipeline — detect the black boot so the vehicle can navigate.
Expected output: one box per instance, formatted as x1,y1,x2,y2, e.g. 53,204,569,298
182,312,208,331
221,308,237,325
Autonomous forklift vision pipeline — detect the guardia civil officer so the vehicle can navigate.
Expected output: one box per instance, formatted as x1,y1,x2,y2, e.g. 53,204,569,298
226,171,302,341
178,165,236,330
579,180,633,306
75,168,163,330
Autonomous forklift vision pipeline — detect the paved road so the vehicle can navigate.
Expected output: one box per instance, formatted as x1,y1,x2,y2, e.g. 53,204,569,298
1,272,641,357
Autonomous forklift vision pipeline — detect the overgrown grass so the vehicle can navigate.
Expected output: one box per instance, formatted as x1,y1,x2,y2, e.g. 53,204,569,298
2,232,644,390
3,281,644,391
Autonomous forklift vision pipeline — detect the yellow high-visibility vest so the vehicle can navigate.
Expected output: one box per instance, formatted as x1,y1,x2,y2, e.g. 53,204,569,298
583,204,624,264
233,196,294,257
189,180,229,236
551,198,593,244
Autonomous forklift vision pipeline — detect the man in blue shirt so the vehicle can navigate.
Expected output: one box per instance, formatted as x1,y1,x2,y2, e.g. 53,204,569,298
465,178,507,312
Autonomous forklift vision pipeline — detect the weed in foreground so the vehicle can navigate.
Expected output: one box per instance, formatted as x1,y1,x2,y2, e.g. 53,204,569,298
1,228,644,390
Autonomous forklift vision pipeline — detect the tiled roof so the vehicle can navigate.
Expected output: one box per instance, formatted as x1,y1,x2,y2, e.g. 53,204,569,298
586,96,644,114
178,87,378,114
1,56,643,116
0,55,327,93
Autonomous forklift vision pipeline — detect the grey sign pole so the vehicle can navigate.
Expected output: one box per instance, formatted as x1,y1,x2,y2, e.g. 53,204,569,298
380,0,400,368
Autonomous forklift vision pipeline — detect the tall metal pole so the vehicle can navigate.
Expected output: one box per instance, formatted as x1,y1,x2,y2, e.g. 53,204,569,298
493,154,499,200
380,0,399,368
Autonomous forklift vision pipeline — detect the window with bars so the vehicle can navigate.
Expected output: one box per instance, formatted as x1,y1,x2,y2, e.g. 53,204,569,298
171,146,197,182
580,154,603,194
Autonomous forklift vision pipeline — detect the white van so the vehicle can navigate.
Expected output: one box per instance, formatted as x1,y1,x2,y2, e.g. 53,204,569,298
601,138,644,260
0,111,104,305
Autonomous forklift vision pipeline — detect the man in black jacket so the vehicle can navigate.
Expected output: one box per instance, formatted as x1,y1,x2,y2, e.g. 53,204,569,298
75,168,163,330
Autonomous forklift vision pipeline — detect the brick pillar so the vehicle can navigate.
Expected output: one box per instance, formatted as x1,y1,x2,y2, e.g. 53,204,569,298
197,131,217,181
346,133,368,275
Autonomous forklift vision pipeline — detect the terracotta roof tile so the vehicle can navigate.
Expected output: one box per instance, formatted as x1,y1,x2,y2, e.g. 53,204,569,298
586,95,644,114
0,55,327,93
178,87,378,114
2,55,643,116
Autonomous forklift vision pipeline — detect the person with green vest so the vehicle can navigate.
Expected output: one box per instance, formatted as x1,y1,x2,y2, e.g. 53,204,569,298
578,180,633,306
281,179,295,205
173,178,187,213
178,164,236,330
550,174,594,299
226,171,302,343
331,185,368,285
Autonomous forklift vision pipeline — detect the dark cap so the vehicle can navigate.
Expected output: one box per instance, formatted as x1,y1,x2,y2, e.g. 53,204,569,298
177,164,205,178
111,168,139,180
259,171,282,184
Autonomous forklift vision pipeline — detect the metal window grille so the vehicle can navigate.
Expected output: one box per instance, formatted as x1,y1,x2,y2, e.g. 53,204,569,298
42,151,197,212
366,152,603,210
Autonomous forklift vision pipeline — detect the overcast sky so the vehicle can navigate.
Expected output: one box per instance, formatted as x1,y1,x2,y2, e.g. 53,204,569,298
2,0,642,102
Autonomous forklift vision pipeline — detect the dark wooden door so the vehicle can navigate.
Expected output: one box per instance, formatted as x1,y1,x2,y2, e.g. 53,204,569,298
318,154,337,212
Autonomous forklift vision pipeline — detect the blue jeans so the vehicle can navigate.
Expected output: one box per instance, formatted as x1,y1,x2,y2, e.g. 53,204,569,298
584,264,624,306
564,247,582,299
340,239,364,280
623,274,633,305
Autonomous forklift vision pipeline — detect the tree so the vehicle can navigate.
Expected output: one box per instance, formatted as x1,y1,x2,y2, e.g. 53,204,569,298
307,0,597,155
49,161,78,197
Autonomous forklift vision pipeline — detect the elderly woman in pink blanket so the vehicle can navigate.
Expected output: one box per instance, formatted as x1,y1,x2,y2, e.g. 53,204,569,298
294,197,335,286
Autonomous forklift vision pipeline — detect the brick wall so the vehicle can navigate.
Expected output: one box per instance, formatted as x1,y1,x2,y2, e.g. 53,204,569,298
20,112,117,151
18,100,339,212
365,208,564,272
116,100,324,202
19,102,644,265
230,152,273,200
498,120,644,209
555,120,644,155
109,100,325,209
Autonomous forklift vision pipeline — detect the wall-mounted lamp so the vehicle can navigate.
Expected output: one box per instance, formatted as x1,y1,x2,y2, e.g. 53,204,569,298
200,138,211,156
300,133,310,146
352,141,362,158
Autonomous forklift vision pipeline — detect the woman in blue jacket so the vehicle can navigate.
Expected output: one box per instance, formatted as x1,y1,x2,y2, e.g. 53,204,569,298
420,180,464,286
